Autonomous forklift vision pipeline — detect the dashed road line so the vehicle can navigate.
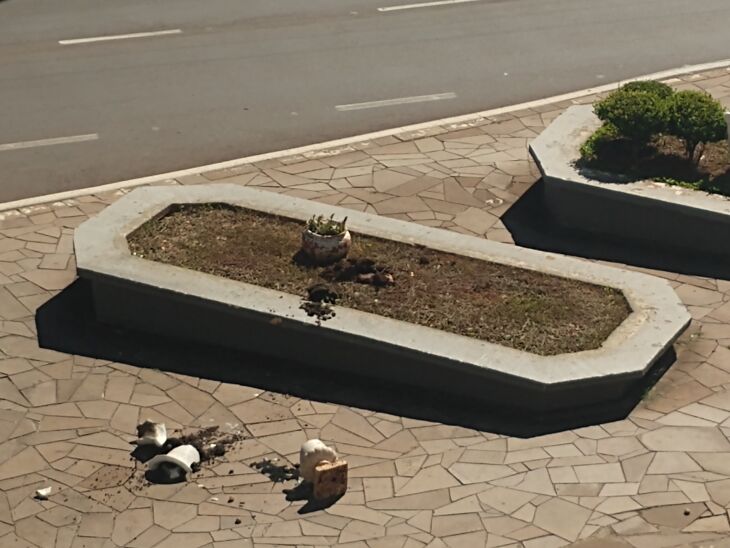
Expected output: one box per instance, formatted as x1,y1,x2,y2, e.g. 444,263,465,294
378,0,483,12
0,133,99,152
59,29,182,46
336,92,457,111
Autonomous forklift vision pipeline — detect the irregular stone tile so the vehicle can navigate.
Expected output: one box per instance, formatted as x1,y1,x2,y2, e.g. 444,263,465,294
431,513,482,537
0,378,30,407
673,479,711,502
19,269,75,291
339,520,386,543
510,468,557,496
36,505,81,528
532,498,591,541
395,466,459,496
641,427,730,452
152,532,211,548
647,452,701,474
166,383,214,418
707,478,730,506
230,397,291,424
641,502,706,528
596,436,644,456
126,525,171,548
152,500,199,530
0,335,66,362
478,487,536,514
373,196,430,215
443,180,484,207
448,463,513,485
77,512,114,537
675,284,724,306
369,489,451,511
0,287,31,320
683,514,730,532
451,208,498,234
0,446,47,479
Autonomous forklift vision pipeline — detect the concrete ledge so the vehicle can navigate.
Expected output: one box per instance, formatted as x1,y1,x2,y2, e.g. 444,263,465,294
530,105,730,257
74,184,690,419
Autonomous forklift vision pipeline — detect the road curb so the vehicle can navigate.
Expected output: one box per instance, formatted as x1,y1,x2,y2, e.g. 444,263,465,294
2,58,730,214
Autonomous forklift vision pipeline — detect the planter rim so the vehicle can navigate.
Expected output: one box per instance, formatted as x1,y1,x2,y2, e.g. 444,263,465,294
304,228,349,238
530,105,730,215
74,184,690,388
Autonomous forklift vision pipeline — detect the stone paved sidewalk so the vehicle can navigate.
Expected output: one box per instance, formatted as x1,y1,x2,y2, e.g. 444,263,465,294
1,67,730,548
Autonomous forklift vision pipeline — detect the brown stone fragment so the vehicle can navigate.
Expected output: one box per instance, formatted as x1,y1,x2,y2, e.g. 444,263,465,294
313,459,348,500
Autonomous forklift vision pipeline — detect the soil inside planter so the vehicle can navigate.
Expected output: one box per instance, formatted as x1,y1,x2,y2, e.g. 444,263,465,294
127,204,631,356
580,135,730,197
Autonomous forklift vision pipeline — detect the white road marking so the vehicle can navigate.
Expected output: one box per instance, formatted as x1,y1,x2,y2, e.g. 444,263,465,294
0,133,99,152
378,0,483,12
336,92,457,111
59,29,182,46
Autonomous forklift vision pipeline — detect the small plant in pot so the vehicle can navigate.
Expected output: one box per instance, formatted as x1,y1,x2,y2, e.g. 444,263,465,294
301,214,351,265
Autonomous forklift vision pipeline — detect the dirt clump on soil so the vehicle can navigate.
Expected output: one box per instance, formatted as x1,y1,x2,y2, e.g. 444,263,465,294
128,204,631,356
581,135,730,196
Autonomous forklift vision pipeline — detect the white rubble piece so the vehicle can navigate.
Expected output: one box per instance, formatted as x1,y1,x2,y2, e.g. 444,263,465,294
136,420,167,447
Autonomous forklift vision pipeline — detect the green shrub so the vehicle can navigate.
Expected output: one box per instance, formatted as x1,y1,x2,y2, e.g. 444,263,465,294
620,80,674,100
666,90,727,164
580,123,619,160
594,90,667,145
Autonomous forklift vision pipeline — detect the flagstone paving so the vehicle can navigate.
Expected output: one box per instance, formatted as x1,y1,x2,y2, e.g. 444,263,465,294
2,68,730,548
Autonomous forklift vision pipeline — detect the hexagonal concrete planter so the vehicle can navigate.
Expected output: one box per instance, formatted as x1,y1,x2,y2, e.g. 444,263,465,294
74,184,690,424
530,105,730,260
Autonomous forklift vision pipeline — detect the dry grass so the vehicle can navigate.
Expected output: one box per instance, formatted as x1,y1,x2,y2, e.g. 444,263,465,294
128,205,631,356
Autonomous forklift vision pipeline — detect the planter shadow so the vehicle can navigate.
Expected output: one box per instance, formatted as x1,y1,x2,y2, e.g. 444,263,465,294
503,180,730,281
35,278,676,438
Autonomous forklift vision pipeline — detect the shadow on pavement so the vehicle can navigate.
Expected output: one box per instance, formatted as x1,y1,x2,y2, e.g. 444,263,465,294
502,179,730,281
36,278,675,439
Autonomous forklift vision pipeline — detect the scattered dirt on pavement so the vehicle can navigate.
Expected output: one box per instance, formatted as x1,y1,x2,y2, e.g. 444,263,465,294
167,426,247,470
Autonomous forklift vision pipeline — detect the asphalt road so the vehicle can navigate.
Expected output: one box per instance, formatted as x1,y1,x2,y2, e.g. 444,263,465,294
1,0,730,202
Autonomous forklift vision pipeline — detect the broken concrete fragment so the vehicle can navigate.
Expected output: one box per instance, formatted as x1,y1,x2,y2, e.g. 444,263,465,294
313,459,348,500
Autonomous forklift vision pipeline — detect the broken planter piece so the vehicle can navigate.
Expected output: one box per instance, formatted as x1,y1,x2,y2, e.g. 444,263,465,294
73,184,691,430
147,444,200,481
136,420,167,447
34,486,52,500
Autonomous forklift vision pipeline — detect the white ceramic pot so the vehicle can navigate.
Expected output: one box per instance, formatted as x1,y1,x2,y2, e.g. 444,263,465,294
301,229,351,265
147,444,200,474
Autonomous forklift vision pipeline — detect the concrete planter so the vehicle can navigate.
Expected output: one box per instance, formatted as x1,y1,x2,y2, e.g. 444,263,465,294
74,184,690,424
530,105,730,259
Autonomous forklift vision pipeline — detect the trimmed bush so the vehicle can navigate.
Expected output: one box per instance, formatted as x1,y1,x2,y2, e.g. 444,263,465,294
666,90,726,164
620,80,674,100
580,123,619,160
594,90,667,146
